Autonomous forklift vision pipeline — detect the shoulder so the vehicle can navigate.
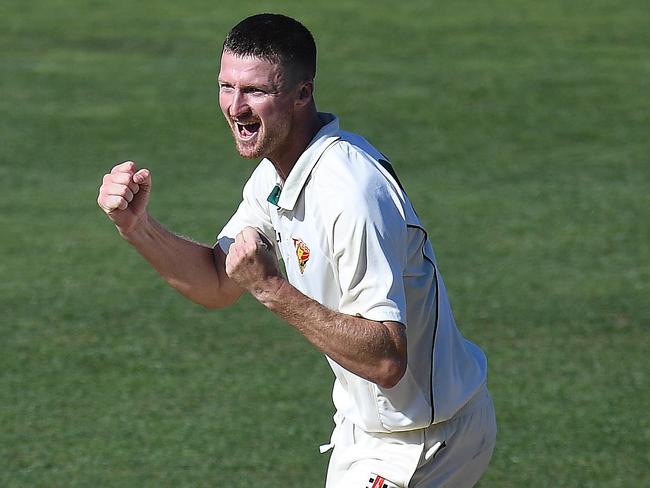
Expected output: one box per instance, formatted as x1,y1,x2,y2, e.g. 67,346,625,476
247,158,276,184
309,134,409,233
328,130,387,170
313,133,402,207
242,159,277,198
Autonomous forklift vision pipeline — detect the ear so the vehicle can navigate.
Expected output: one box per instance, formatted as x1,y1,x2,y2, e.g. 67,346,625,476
295,81,314,107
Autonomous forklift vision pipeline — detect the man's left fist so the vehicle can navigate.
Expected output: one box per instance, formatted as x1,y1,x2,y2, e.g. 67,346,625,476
225,227,280,293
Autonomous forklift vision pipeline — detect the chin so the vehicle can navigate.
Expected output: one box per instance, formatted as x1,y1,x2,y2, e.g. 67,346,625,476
237,151,260,160
235,143,264,160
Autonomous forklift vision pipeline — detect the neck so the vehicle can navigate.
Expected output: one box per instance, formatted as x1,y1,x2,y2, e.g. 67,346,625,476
270,109,324,181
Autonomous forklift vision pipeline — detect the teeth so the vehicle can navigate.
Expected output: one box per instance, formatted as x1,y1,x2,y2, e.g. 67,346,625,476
236,121,259,138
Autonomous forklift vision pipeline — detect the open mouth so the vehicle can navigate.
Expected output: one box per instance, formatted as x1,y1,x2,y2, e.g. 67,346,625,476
236,122,260,140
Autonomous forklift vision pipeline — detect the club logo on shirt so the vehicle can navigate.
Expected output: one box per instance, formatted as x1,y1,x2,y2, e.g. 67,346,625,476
292,237,310,274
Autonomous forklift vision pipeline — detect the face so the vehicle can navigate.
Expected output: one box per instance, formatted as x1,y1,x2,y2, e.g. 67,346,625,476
218,51,298,161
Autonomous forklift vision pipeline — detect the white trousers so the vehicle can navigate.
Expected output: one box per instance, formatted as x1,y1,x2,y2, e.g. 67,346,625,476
324,386,496,488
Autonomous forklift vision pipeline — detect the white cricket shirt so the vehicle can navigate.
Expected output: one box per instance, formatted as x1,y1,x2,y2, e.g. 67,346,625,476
218,113,487,433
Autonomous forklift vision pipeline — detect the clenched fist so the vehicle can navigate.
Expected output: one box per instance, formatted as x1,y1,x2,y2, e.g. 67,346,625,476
97,161,151,235
225,227,281,296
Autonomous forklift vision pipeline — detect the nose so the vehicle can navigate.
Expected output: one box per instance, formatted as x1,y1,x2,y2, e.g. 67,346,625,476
228,89,250,119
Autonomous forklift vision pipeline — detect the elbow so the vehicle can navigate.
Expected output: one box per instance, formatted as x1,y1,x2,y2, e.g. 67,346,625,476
199,300,224,311
375,355,407,389
374,322,408,389
172,283,240,310
197,293,239,310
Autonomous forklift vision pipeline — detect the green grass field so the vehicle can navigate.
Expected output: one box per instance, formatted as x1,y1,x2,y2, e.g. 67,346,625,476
1,0,648,486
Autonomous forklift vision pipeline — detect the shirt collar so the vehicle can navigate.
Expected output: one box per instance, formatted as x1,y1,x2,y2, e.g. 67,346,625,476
268,113,340,211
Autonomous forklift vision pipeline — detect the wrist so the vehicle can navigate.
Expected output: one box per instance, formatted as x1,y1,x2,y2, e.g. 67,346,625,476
250,275,287,310
118,212,152,243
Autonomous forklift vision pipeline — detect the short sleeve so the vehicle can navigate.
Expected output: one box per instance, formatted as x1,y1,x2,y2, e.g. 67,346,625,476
216,162,276,254
331,186,408,324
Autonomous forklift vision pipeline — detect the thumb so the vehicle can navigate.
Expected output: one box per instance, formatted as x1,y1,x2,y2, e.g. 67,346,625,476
242,226,273,250
132,168,152,192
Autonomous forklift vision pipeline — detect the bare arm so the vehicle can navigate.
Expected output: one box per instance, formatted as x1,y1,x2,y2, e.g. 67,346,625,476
260,278,407,388
121,215,242,308
225,227,407,388
97,161,243,308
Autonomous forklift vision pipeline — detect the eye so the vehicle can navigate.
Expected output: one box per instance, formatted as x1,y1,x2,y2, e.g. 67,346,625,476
247,87,267,96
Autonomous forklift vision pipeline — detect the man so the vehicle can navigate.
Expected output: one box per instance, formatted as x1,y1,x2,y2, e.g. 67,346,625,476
97,13,496,487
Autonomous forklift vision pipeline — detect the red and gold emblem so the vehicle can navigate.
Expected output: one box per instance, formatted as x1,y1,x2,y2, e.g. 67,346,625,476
292,237,310,274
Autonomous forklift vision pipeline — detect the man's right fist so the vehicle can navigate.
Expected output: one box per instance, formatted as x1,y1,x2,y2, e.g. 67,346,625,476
97,160,152,235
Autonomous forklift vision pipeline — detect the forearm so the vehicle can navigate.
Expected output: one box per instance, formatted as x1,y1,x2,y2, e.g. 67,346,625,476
121,213,241,308
253,277,407,388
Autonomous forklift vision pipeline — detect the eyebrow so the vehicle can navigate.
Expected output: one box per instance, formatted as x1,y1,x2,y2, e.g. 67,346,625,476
217,78,280,93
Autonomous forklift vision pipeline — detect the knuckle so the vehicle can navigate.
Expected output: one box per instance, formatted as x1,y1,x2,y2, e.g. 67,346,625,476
113,173,130,184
